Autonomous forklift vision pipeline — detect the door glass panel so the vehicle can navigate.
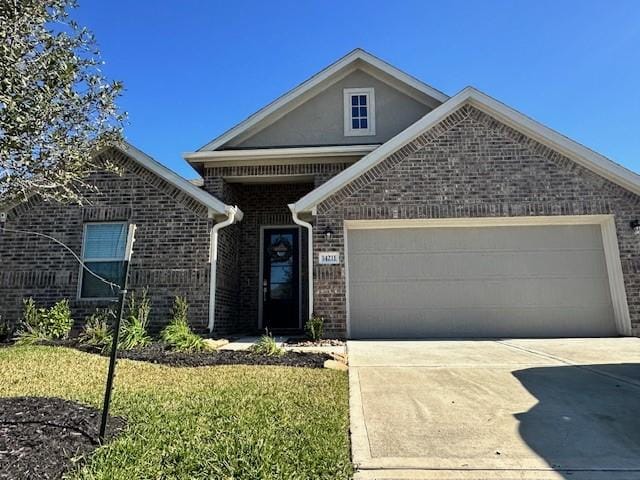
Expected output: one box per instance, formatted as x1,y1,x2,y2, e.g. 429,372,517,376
270,282,293,300
270,265,292,284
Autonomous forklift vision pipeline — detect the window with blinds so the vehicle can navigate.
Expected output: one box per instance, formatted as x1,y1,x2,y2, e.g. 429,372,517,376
79,223,127,299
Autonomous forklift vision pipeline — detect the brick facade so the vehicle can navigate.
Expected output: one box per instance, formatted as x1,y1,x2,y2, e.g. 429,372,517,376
203,162,349,332
312,105,640,337
3,107,638,340
0,148,213,333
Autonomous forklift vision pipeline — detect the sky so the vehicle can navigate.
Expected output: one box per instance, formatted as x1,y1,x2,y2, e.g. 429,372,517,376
73,0,640,179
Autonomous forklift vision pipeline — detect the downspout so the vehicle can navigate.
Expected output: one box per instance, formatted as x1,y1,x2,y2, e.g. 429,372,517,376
288,204,313,320
209,206,239,333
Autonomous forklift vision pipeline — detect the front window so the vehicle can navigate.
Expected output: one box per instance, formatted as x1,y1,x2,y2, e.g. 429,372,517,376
344,88,375,136
79,223,127,299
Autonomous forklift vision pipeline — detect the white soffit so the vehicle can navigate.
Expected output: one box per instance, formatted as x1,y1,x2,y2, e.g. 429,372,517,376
184,144,380,163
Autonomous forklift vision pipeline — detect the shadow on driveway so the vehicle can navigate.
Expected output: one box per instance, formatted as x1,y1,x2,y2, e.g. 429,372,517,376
513,363,640,478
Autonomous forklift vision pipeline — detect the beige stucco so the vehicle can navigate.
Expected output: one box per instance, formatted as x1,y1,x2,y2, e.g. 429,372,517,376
228,70,432,149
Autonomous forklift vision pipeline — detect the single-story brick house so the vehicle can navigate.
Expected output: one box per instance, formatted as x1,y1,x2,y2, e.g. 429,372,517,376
2,48,640,338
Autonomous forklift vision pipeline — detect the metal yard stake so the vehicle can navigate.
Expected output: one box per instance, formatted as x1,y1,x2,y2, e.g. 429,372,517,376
99,223,136,443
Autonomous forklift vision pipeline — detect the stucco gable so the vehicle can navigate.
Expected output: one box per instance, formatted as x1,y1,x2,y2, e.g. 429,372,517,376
227,69,433,149
195,49,448,153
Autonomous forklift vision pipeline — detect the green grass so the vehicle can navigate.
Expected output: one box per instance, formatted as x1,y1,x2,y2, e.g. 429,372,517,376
0,346,352,479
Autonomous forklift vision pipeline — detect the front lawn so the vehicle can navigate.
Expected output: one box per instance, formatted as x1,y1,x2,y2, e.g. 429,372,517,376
0,345,352,479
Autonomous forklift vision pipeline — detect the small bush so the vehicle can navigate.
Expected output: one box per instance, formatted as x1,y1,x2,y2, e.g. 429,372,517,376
250,331,284,357
80,309,114,353
22,298,45,330
120,288,151,350
0,314,14,342
16,298,73,344
305,313,325,342
45,299,74,339
161,296,206,352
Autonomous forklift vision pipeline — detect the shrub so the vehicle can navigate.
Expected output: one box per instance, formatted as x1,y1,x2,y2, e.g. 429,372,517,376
305,313,325,342
120,288,151,350
80,309,114,353
0,314,14,342
250,331,284,357
161,296,206,352
16,298,73,344
44,299,74,339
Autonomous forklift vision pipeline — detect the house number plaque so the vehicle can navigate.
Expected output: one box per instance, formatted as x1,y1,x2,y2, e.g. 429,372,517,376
318,252,340,265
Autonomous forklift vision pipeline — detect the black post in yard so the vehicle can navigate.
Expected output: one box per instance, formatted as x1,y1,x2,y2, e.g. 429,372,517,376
99,224,136,443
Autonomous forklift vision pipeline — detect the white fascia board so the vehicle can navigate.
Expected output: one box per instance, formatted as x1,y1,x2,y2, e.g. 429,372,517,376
184,144,380,163
117,142,238,217
197,48,448,152
292,86,640,213
355,50,448,104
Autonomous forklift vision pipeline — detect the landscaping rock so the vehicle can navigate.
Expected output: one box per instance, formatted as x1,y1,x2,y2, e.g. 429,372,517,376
324,359,348,371
203,338,229,350
0,396,125,480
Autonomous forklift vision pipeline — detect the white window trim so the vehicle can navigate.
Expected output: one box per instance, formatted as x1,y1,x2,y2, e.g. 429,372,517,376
77,221,127,301
343,88,376,137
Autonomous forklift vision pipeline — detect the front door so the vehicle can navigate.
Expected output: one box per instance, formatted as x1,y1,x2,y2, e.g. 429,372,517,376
262,227,300,330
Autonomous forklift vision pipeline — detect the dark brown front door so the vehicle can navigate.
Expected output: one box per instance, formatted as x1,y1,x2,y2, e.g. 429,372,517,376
262,228,300,330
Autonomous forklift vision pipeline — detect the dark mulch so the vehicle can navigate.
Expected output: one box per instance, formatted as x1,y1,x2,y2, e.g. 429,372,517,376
38,339,330,368
0,396,125,480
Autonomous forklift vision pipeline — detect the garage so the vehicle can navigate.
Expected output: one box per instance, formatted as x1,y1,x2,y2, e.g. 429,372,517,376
346,217,626,338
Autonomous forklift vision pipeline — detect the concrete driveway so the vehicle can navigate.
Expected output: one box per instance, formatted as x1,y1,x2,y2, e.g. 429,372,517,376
348,338,640,479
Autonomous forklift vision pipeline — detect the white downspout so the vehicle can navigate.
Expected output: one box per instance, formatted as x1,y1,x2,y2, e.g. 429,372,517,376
288,204,313,320
209,206,239,333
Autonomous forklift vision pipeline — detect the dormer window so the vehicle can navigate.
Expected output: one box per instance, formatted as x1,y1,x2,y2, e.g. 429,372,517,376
344,88,375,136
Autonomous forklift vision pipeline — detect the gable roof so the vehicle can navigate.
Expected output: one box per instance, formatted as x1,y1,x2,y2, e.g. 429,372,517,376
114,142,240,219
292,86,640,213
195,48,449,153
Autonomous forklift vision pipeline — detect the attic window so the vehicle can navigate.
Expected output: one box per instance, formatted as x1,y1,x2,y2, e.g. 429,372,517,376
344,88,375,136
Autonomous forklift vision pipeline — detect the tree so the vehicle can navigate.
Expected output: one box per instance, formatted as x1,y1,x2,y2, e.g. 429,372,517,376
0,0,125,208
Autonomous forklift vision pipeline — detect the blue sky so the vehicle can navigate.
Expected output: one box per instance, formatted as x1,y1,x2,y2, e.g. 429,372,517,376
74,0,640,179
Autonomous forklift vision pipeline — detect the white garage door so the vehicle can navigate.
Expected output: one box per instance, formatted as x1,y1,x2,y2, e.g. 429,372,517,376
347,223,618,338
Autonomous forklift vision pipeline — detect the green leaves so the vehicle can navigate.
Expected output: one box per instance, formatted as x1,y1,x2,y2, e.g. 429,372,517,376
120,288,151,350
0,0,125,208
16,297,74,344
161,296,207,352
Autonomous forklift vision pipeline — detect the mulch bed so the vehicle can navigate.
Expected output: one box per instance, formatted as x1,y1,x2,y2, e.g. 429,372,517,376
0,396,125,480
285,337,346,347
37,339,330,368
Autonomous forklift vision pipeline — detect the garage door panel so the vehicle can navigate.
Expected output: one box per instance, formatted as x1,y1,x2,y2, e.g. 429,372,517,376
349,250,609,281
349,225,604,253
349,277,613,309
347,224,616,338
350,305,617,338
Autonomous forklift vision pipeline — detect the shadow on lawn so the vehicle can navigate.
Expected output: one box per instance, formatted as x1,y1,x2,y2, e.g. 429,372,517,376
512,363,640,479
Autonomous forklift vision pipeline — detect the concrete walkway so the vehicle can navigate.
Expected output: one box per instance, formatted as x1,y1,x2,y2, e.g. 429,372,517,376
348,338,640,480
